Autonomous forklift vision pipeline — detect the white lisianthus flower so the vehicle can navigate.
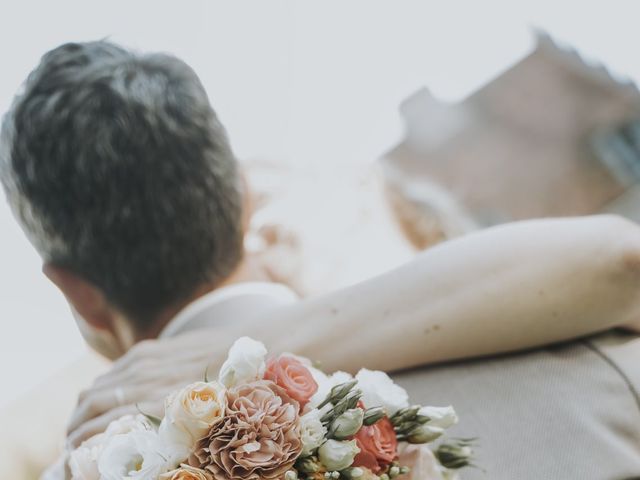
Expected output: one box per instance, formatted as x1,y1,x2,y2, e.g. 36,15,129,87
418,405,458,429
355,368,409,415
159,381,226,456
299,408,328,456
69,442,101,480
218,337,268,388
69,415,154,480
98,430,172,480
105,415,155,435
318,439,360,471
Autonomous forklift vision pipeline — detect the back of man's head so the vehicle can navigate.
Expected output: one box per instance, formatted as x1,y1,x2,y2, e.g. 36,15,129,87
0,41,244,331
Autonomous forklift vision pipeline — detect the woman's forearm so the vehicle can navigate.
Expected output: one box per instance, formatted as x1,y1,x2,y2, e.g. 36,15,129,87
263,215,640,372
68,215,640,443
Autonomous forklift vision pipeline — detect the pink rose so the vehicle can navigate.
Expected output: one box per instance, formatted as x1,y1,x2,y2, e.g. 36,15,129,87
264,355,318,410
352,417,398,474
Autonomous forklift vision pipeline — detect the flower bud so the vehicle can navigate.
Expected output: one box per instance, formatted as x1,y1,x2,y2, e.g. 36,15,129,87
435,439,475,469
318,380,358,408
285,470,299,480
343,467,364,479
388,466,400,478
390,405,420,426
362,406,386,426
414,414,431,425
379,474,390,480
406,424,444,444
297,457,320,473
329,408,364,439
394,420,417,435
399,466,411,475
323,390,363,422
318,440,360,471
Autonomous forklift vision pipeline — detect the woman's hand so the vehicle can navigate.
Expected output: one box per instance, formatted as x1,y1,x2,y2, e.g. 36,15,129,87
66,330,236,447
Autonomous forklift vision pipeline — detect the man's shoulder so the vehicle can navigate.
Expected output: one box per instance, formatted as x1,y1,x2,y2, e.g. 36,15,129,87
391,331,640,479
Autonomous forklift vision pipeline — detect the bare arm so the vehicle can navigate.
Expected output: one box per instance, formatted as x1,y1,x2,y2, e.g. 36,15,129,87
261,214,640,372
67,214,640,444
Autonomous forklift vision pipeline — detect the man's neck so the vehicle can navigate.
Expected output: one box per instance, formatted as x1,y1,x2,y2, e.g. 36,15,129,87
133,254,271,343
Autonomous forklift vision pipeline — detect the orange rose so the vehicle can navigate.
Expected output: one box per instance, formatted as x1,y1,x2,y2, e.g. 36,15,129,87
352,417,398,474
264,355,318,409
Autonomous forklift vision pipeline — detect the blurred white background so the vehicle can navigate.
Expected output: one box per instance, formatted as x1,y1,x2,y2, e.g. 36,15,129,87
1,0,639,409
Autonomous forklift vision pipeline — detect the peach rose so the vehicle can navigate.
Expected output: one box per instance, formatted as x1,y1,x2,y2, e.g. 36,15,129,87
264,355,318,410
161,464,213,480
189,380,302,480
352,417,398,474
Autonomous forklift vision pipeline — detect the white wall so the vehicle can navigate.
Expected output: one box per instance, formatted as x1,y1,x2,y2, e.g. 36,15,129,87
0,0,638,408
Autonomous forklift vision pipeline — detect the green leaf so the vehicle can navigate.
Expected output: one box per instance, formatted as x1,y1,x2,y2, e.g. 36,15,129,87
136,403,162,427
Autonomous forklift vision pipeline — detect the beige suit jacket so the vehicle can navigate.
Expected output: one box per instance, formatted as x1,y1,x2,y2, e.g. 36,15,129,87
393,331,640,479
165,286,640,479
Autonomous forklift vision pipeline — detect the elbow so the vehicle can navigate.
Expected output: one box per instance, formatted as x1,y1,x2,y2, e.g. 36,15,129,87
605,215,640,277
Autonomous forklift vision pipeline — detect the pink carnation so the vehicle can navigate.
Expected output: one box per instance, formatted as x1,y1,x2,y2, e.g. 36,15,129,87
189,380,302,480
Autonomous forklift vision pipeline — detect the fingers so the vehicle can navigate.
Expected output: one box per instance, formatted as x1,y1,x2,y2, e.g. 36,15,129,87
89,362,205,402
68,383,166,435
68,387,124,436
70,365,206,433
107,340,212,379
65,330,234,448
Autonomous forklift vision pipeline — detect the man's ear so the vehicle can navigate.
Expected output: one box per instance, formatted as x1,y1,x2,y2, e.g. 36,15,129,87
42,264,113,331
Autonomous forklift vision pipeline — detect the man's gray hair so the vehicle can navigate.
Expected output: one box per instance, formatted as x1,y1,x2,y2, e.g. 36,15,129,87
0,41,244,328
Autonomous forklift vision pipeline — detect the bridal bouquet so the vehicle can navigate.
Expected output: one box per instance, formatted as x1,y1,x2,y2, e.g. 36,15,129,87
69,337,472,480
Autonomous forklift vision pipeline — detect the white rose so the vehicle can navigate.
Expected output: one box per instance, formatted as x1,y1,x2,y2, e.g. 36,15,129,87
69,415,153,480
98,430,172,480
355,368,409,415
318,439,360,471
218,337,268,388
418,405,458,430
159,381,226,455
299,408,328,456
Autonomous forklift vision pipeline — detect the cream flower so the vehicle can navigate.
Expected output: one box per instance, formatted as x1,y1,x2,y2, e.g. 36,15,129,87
218,337,267,388
160,464,213,480
355,368,409,415
159,381,227,455
299,408,327,456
